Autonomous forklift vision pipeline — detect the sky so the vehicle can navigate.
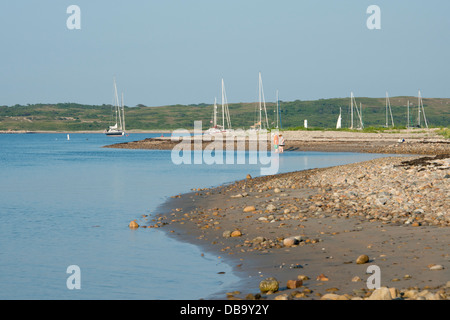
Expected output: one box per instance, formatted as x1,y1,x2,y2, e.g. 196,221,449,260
0,0,449,107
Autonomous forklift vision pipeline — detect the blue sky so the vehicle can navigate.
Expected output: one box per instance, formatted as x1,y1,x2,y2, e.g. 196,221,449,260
0,1,449,107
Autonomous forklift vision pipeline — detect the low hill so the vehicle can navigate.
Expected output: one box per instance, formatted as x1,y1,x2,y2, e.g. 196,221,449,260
0,97,448,131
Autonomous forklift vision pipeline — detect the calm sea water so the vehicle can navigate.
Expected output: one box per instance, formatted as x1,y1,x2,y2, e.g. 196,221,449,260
0,133,390,300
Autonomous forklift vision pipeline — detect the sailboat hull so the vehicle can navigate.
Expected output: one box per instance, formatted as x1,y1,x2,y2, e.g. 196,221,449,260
105,131,125,136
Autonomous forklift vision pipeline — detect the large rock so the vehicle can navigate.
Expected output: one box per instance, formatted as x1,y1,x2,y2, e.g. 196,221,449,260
259,277,279,293
321,293,349,300
286,279,303,289
367,287,393,300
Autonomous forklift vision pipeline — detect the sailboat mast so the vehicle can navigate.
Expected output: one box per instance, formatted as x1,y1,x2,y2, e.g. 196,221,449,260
113,77,120,127
407,100,410,128
213,97,217,127
417,90,421,127
360,103,363,129
122,92,125,132
386,92,394,127
221,79,225,129
350,92,354,129
258,73,262,129
276,90,279,128
386,92,389,127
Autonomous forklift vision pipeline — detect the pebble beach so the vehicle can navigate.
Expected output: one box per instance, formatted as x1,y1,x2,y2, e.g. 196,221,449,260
119,129,450,300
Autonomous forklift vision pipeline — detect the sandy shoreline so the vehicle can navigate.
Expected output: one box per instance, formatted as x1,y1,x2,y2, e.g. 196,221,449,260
115,128,450,300
143,151,450,300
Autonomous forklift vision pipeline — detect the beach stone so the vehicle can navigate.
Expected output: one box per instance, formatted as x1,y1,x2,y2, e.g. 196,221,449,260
246,174,252,179
243,206,256,212
429,264,444,271
356,254,370,264
389,287,400,299
259,277,279,293
266,204,277,212
316,274,329,281
231,230,242,237
252,236,265,244
367,287,392,300
222,230,232,238
286,279,303,289
298,275,309,281
351,276,362,282
283,236,300,247
128,220,139,229
321,293,348,300
274,294,289,300
403,290,419,299
274,188,281,193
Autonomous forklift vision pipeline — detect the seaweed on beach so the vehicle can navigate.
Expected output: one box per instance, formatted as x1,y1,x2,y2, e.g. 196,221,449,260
396,154,450,168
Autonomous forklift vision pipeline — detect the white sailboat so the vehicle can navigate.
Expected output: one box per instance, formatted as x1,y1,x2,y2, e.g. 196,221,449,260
250,72,269,132
205,97,222,134
106,78,126,136
349,92,364,129
205,79,233,135
336,107,342,129
417,90,428,128
385,92,395,127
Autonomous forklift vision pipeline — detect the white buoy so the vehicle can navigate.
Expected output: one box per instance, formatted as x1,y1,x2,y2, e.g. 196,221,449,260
67,134,70,141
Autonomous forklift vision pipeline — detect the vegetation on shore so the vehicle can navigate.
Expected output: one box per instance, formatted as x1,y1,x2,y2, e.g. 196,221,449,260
437,128,450,139
0,97,448,132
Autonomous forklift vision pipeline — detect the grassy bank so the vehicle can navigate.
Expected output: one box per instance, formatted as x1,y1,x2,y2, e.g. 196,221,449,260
1,97,449,131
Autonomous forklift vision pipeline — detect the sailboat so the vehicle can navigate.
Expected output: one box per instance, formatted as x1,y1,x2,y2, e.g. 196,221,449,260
205,79,233,135
416,90,428,128
336,107,342,129
106,78,126,136
349,92,364,129
274,90,283,129
385,92,395,127
205,97,222,134
249,72,269,132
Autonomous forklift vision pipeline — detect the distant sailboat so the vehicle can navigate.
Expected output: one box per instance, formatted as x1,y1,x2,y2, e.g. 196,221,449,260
67,134,70,141
349,92,363,129
250,72,269,132
417,90,428,128
385,92,395,127
336,107,342,129
205,97,222,134
106,78,126,136
205,79,233,134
